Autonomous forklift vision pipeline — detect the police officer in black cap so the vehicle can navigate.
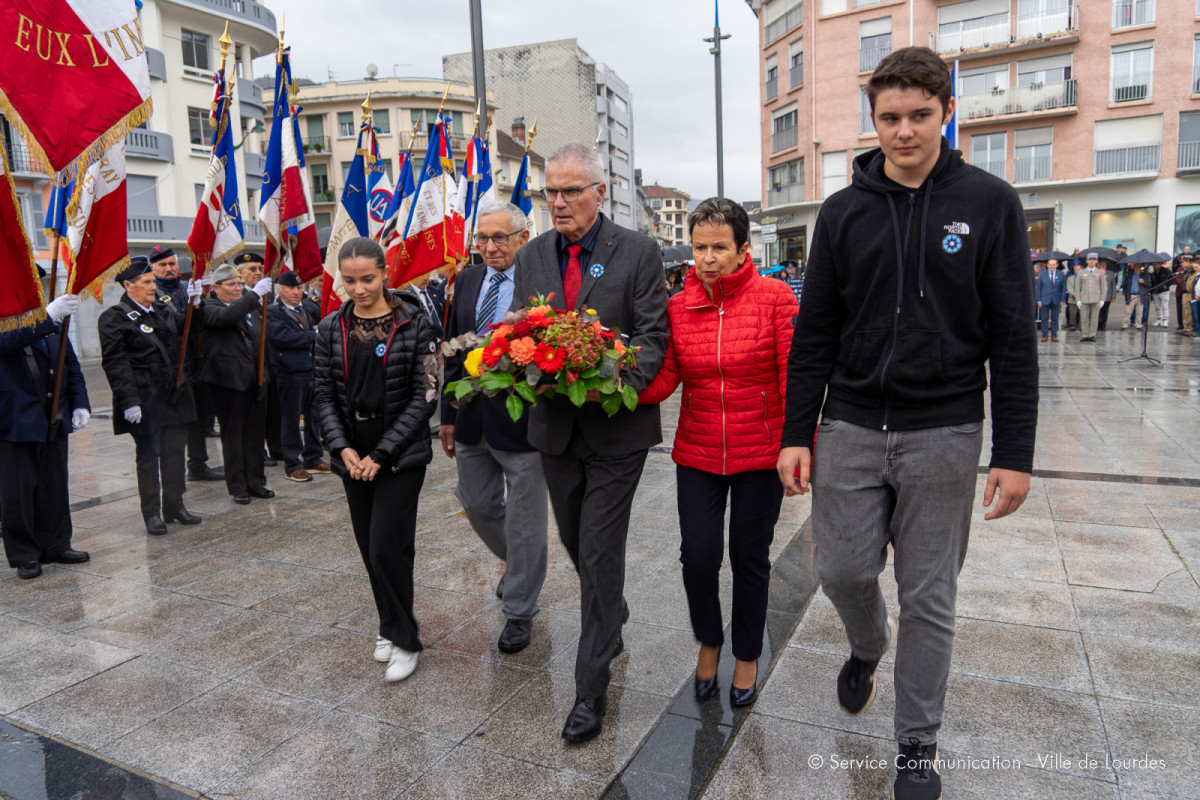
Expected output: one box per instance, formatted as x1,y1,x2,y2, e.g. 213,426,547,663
233,251,284,466
99,257,203,536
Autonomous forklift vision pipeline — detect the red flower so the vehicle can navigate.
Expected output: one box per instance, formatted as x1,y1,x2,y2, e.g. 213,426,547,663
512,320,534,338
533,342,568,372
482,338,509,368
526,307,554,329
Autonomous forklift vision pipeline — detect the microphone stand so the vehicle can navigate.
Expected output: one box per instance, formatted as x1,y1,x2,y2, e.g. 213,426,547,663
1118,267,1171,366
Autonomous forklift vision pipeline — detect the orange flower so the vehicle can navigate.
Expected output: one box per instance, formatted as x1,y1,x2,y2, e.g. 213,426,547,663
613,340,626,355
481,338,509,368
508,337,537,366
526,305,554,329
490,323,514,340
592,320,603,336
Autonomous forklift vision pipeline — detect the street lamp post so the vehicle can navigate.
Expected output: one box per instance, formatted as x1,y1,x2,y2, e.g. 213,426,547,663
469,0,488,138
704,0,731,198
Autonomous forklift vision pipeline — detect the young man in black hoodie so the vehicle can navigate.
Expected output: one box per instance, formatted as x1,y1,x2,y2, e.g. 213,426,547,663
777,48,1037,800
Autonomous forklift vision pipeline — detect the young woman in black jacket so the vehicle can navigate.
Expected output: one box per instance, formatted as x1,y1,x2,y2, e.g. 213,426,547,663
311,237,437,683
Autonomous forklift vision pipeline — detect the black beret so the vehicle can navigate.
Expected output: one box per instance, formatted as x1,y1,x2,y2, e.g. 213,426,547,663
148,246,176,264
116,256,152,284
233,252,265,265
276,270,303,287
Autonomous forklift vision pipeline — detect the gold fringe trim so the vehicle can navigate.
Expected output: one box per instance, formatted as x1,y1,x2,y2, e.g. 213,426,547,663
0,92,151,184
74,254,129,301
187,239,245,279
0,141,47,330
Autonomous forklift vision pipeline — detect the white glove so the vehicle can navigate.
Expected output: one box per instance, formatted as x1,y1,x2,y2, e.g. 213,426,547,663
200,274,214,287
1077,301,1082,309
45,294,79,324
1100,301,1107,308
124,405,143,424
187,279,203,307
71,408,90,431
252,277,274,297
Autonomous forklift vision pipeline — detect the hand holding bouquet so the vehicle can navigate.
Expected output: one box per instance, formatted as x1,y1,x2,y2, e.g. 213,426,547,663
443,293,641,422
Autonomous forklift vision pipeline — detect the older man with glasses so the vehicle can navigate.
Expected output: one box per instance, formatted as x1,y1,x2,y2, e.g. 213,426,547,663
440,200,549,655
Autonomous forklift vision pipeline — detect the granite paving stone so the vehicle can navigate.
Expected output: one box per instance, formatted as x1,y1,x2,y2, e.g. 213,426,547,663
253,571,373,624
1083,634,1200,709
241,627,379,707
152,609,325,677
1099,697,1200,797
0,635,136,714
176,558,324,607
74,590,238,651
1072,586,1200,646
399,744,604,800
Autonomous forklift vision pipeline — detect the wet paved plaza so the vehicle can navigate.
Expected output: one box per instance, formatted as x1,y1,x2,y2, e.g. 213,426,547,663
1,323,1198,800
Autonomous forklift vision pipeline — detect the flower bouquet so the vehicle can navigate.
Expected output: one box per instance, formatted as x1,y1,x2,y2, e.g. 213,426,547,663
443,292,641,422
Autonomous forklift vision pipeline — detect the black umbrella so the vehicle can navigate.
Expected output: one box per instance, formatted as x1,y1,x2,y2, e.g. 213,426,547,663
1032,250,1070,262
1155,252,1172,262
1082,246,1120,264
660,245,693,262
1121,249,1164,265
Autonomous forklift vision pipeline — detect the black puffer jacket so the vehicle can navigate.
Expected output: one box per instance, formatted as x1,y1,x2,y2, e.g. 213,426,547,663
312,293,437,476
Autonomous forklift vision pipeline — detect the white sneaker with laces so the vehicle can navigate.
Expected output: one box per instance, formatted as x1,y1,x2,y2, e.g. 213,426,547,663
374,636,393,663
384,648,418,682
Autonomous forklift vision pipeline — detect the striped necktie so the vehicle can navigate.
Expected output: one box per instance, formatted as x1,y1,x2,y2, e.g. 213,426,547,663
475,272,506,333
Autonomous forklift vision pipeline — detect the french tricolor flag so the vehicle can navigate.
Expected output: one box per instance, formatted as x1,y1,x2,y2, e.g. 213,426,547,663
63,141,129,297
389,114,465,288
455,135,495,253
187,67,243,279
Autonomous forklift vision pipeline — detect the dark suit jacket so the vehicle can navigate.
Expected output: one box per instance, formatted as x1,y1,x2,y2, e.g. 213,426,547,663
266,296,320,374
0,317,89,442
199,290,269,391
510,214,669,457
1035,268,1066,305
441,264,535,451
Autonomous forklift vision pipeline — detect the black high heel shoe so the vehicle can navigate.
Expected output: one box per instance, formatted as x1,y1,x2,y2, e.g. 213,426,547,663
730,663,758,707
694,673,719,701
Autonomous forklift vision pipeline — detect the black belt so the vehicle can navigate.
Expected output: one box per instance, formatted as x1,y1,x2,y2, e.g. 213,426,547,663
353,410,382,421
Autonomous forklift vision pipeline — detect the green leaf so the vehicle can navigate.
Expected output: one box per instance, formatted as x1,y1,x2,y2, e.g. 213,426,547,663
514,381,536,404
622,384,638,411
566,378,587,407
601,394,622,416
580,368,599,379
506,393,524,423
454,381,474,401
557,371,570,392
598,377,616,394
479,370,514,392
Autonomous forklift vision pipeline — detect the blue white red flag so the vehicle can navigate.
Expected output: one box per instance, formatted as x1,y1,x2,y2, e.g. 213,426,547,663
510,152,536,235
321,118,371,313
62,141,128,298
259,48,313,277
186,64,243,279
944,60,959,150
379,150,416,252
455,135,495,252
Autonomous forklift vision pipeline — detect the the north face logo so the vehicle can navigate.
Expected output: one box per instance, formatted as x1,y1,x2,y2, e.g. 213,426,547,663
944,221,970,235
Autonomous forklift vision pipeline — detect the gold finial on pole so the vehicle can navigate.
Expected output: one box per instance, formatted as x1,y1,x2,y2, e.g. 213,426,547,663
361,90,373,122
524,117,538,155
276,12,285,64
593,125,602,151
484,114,493,139
404,114,422,162
473,98,482,137
437,82,451,116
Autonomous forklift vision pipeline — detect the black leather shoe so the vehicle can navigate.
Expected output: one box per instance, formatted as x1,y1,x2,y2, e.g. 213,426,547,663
561,695,606,743
187,465,225,481
612,599,629,657
497,619,531,653
264,456,279,467
730,665,759,708
45,548,90,564
248,487,275,499
17,561,42,579
695,673,719,701
145,516,168,536
164,507,202,525
233,495,252,505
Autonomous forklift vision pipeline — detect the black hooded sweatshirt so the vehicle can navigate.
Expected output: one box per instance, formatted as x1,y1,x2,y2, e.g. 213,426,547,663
781,140,1038,473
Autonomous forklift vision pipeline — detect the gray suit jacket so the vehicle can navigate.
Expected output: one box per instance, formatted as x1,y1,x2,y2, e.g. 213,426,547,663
511,214,669,457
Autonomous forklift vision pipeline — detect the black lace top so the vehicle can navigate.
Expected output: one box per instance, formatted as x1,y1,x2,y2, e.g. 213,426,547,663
346,309,394,416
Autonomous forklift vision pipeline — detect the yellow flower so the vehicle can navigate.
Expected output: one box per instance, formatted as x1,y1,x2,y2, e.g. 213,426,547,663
464,347,485,377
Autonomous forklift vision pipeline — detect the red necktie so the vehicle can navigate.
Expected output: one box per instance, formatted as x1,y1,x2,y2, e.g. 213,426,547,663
564,243,583,310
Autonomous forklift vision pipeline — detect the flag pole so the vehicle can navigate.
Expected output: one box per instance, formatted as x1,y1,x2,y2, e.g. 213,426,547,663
178,22,235,388
45,227,70,429
254,22,286,387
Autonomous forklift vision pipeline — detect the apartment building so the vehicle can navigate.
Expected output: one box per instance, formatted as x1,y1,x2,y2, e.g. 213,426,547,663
643,183,693,247
493,124,549,234
749,0,1200,264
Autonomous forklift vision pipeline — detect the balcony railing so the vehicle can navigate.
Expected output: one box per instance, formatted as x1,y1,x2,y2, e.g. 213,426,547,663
127,215,193,241
790,63,804,87
1016,5,1077,39
958,79,1076,121
1094,144,1160,175
1178,141,1200,170
125,129,175,163
170,0,277,39
3,144,41,174
1112,73,1151,103
767,182,804,207
765,2,803,44
1014,154,1052,182
1113,0,1155,28
771,125,799,153
937,15,1009,52
766,77,778,100
859,41,891,73
301,136,330,154
972,158,1005,179
243,219,264,241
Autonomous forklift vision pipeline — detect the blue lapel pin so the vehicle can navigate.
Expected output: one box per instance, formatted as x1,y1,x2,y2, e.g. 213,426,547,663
589,263,605,278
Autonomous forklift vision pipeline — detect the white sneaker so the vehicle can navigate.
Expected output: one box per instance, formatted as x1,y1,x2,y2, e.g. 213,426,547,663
384,648,418,682
373,636,393,663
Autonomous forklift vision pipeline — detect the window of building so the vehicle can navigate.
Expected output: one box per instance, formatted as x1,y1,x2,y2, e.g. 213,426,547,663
1094,114,1162,175
970,132,1006,179
1112,0,1155,29
311,163,330,197
612,119,628,138
315,212,331,228
767,157,803,206
765,55,779,100
181,29,210,71
611,94,628,114
1017,53,1072,87
1090,206,1157,250
1193,35,1200,93
764,0,803,44
338,112,355,138
305,114,324,143
126,175,159,217
194,183,205,207
373,109,390,135
1179,111,1200,170
772,105,799,152
859,86,875,135
187,106,208,146
820,0,846,13
612,148,629,163
1111,42,1154,103
541,207,551,232
936,0,1010,52
789,39,804,87
1014,127,1052,182
859,18,891,73
821,150,847,199
960,64,1009,97
1017,0,1073,40
341,160,354,183
16,190,47,250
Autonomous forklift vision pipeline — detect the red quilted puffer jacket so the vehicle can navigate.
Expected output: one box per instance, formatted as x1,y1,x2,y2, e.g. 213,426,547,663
641,255,798,475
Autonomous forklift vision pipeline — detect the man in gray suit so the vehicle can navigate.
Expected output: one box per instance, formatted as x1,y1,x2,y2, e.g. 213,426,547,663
510,142,669,743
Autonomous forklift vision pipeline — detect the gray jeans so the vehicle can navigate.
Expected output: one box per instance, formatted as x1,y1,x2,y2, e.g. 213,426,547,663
454,436,549,621
811,417,983,745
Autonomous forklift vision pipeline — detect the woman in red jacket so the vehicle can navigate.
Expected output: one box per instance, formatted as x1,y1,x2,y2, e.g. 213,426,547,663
641,197,798,707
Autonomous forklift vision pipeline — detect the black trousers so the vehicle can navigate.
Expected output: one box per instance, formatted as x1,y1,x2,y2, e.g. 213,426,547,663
0,438,72,567
208,384,267,497
342,417,425,652
265,368,282,459
1176,288,1184,329
277,370,323,472
133,423,188,518
541,428,647,699
1098,301,1111,331
186,381,212,471
676,464,783,662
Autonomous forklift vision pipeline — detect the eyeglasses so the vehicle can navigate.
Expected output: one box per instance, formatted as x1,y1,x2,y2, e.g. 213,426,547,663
540,182,599,203
474,231,520,247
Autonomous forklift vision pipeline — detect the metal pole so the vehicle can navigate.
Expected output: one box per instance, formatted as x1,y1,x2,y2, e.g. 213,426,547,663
469,0,488,139
705,2,731,198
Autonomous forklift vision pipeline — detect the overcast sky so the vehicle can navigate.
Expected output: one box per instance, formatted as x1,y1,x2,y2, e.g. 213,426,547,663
255,0,764,203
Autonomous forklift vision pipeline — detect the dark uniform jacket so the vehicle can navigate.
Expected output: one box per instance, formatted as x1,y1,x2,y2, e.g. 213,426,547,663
98,294,197,435
199,290,269,391
266,296,320,374
0,317,89,442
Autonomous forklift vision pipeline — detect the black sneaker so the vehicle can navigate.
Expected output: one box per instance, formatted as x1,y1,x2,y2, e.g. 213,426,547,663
837,615,896,715
894,738,941,800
